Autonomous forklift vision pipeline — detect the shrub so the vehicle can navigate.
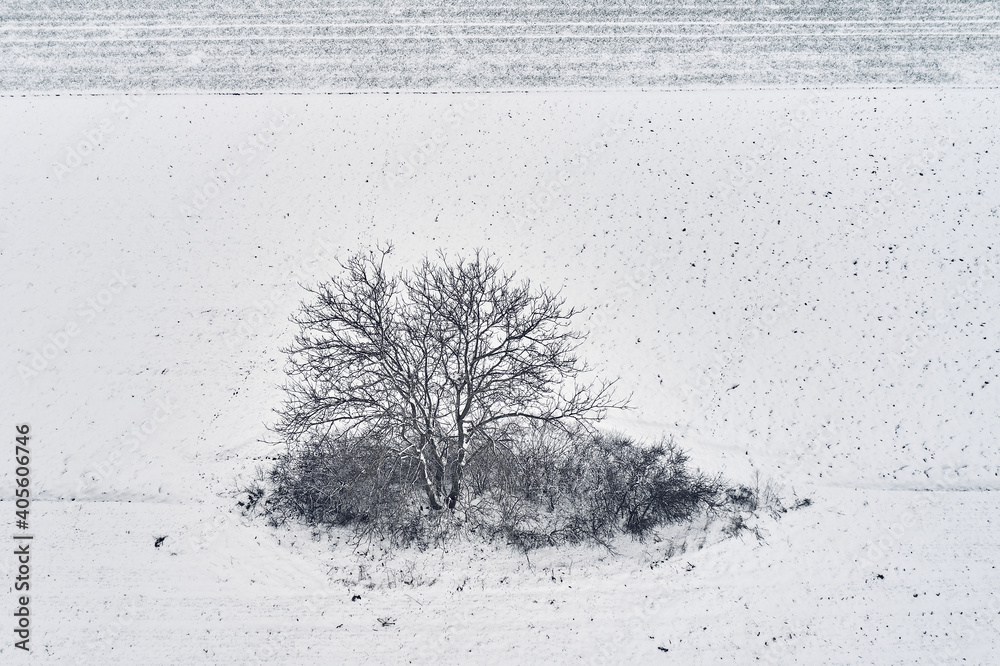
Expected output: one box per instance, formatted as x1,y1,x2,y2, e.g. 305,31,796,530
253,423,731,549
472,428,726,547
262,430,424,537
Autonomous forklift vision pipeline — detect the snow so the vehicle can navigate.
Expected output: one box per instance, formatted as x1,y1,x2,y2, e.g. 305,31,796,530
1,87,998,662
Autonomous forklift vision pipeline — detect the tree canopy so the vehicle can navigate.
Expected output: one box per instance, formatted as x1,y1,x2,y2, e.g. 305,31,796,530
275,246,628,510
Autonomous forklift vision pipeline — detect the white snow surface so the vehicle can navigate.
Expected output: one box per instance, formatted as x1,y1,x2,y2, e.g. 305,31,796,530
1,88,998,663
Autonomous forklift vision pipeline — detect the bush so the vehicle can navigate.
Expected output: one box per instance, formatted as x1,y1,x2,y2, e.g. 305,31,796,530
466,427,726,547
253,423,731,549
262,431,424,537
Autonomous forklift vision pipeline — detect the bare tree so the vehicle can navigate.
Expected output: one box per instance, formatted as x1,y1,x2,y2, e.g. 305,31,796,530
275,245,627,512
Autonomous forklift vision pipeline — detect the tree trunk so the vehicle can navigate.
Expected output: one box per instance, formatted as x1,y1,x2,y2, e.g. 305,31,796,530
446,421,468,509
417,435,444,510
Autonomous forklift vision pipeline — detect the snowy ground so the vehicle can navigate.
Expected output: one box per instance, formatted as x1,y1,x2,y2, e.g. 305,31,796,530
1,87,998,662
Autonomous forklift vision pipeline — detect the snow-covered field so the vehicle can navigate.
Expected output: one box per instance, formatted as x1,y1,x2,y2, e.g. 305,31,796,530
3,0,1000,90
1,87,998,663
